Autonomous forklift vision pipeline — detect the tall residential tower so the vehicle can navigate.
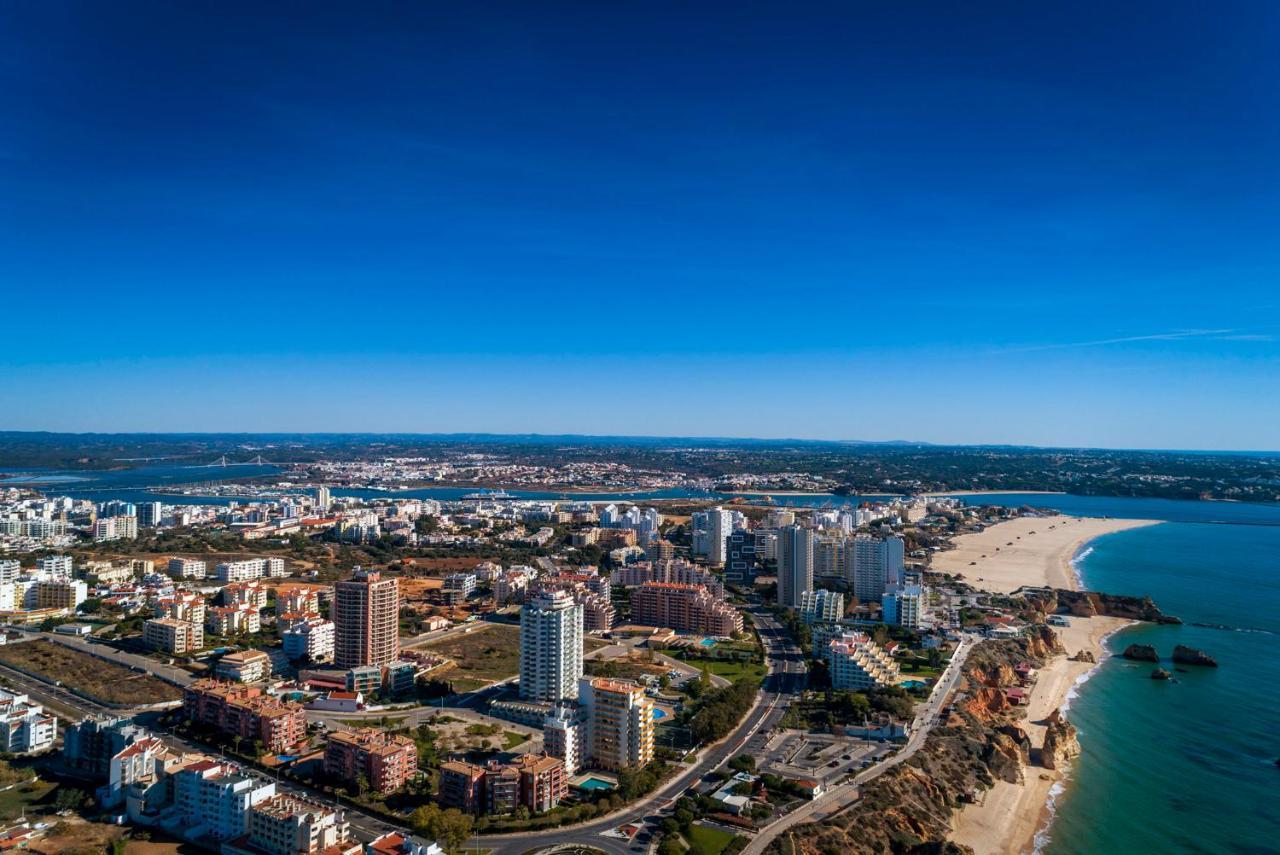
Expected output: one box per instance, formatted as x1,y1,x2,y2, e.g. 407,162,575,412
519,589,583,702
334,568,400,669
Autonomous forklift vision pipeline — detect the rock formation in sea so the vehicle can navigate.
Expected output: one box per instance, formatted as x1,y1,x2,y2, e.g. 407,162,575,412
1171,645,1218,667
1041,708,1081,771
1151,667,1172,680
1122,643,1160,662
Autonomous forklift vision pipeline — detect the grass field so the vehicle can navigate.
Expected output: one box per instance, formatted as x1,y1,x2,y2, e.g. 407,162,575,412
0,640,182,706
0,779,56,822
687,824,737,855
418,624,522,686
659,650,766,683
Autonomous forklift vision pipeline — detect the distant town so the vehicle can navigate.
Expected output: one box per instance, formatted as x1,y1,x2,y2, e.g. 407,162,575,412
0,435,1261,855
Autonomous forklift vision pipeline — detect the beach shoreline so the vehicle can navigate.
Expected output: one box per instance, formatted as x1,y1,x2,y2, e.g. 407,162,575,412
950,614,1135,855
931,515,1160,593
943,515,1157,854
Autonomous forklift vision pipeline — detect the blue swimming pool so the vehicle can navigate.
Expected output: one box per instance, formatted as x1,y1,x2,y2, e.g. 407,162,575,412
579,777,615,791
653,708,667,720
699,638,717,647
901,680,927,689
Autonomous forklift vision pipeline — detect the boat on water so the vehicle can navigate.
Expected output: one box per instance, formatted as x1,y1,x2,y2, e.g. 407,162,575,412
463,488,514,500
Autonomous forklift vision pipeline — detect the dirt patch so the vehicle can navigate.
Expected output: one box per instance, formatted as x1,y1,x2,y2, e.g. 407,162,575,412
0,639,181,706
417,624,521,685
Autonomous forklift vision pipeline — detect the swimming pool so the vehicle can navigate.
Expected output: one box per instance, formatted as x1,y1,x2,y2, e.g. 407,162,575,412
579,777,615,791
653,708,667,720
699,638,717,647
901,680,927,689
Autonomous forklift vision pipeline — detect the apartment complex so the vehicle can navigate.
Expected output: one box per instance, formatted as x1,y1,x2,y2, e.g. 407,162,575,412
334,568,400,669
518,589,583,702
799,588,844,625
174,759,277,841
168,557,207,579
182,681,306,753
282,617,335,663
882,584,924,629
144,617,205,654
0,689,56,753
578,677,654,772
323,728,417,795
542,704,582,776
826,632,901,690
436,754,565,815
630,582,742,636
216,558,287,582
849,535,905,602
230,793,361,855
215,650,273,683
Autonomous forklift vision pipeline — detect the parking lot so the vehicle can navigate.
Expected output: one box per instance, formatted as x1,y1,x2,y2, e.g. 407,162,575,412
747,729,891,783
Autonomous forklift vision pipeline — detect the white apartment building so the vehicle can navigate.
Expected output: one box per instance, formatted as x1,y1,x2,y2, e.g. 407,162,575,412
143,617,204,654
777,525,816,609
169,558,207,579
241,793,357,855
826,632,901,691
799,588,844,624
707,507,735,566
0,688,57,753
174,760,277,841
882,585,924,629
0,560,21,584
282,618,336,663
94,515,138,542
215,557,286,583
215,649,273,683
542,704,583,777
849,535,906,602
519,589,583,702
35,554,73,578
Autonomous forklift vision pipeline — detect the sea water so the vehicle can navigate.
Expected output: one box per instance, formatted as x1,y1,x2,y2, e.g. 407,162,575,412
972,494,1280,854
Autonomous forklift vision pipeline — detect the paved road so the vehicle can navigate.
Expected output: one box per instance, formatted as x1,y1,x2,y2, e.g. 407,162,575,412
739,635,976,855
479,604,807,855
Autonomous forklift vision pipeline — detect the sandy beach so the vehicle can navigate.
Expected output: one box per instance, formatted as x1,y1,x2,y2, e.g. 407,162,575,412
950,614,1134,854
931,515,1159,592
943,514,1159,853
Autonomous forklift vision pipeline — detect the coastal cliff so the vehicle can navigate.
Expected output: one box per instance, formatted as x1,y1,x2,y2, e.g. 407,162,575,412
763,628,1065,855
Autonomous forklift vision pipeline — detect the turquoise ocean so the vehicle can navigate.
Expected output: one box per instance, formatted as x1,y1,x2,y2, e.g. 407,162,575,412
970,494,1280,855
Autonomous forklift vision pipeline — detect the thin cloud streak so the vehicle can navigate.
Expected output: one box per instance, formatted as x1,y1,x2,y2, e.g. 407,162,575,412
996,329,1235,354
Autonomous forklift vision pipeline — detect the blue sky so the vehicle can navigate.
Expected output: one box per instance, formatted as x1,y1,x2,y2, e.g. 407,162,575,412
2,2,1278,448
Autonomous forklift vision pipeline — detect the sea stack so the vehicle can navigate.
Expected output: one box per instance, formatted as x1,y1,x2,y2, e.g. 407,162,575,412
1122,643,1159,662
1172,645,1218,667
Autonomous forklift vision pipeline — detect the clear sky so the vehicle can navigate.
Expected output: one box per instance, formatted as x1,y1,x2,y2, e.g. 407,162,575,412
2,2,1278,449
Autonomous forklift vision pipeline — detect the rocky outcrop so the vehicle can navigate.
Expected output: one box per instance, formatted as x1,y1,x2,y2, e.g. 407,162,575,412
964,687,1010,721
1122,643,1160,662
1022,588,1180,624
1151,668,1171,680
1069,650,1096,663
1041,709,1080,771
1172,645,1218,667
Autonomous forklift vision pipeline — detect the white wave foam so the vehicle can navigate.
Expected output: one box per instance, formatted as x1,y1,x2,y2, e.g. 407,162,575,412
1032,779,1068,854
1068,545,1094,588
